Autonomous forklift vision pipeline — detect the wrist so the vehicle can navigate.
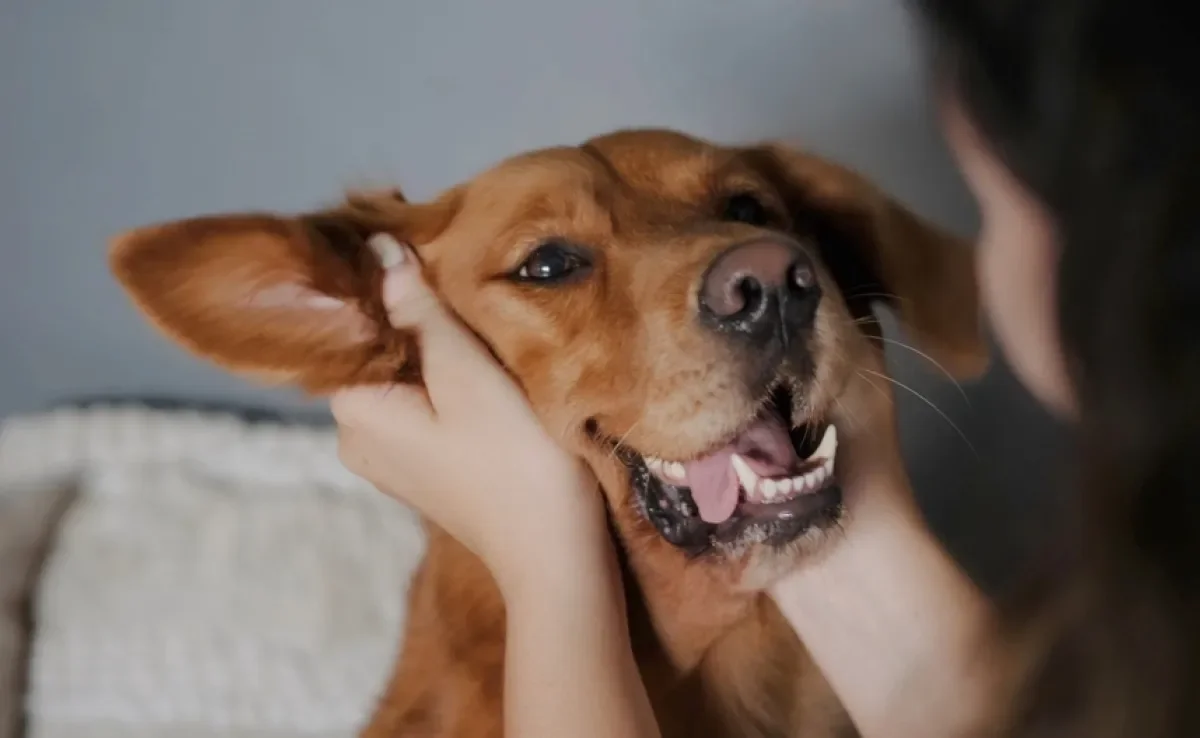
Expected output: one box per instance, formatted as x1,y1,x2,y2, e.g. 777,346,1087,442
772,482,997,737
496,516,624,611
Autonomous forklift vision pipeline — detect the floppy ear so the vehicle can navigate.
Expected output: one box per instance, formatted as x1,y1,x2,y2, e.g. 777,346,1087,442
749,144,989,380
108,188,460,393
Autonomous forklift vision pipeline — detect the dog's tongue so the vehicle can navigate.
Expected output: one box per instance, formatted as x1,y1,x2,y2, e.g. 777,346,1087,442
683,407,799,524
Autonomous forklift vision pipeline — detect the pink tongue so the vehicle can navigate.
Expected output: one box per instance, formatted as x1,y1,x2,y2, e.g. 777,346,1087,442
682,451,739,525
682,407,799,524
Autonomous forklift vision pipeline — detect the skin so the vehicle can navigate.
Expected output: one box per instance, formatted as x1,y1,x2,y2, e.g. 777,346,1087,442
940,102,1074,418
330,105,1070,738
331,237,661,738
765,103,1073,738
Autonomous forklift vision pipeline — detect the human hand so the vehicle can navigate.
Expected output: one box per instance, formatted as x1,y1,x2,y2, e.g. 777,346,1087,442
330,234,606,599
821,358,914,525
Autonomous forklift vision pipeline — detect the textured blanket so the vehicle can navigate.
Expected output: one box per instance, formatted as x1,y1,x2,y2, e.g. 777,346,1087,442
0,407,427,738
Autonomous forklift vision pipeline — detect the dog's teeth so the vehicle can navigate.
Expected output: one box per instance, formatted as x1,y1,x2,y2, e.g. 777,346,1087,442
803,467,825,492
731,454,759,496
760,479,778,501
787,471,811,494
777,478,793,496
810,456,834,489
665,461,686,482
806,424,838,462
646,457,663,471
790,475,804,494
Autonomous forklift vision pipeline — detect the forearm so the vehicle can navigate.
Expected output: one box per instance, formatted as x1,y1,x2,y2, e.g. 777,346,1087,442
502,540,662,738
772,492,1000,738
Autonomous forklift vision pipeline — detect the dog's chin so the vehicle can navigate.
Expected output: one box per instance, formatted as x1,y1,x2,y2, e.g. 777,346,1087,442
624,383,845,559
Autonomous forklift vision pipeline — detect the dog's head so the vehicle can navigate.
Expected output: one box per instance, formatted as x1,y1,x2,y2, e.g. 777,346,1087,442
111,129,985,566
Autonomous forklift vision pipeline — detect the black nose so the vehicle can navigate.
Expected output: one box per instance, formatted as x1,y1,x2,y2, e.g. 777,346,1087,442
699,237,821,338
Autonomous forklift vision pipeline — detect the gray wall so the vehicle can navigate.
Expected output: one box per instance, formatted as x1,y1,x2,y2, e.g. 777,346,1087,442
0,1,1062,588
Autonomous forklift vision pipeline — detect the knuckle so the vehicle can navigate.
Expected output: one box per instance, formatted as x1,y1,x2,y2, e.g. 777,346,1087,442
387,292,443,330
334,431,367,474
336,449,361,478
329,391,364,425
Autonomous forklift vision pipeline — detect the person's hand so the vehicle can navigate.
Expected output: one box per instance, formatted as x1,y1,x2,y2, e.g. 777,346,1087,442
769,365,996,738
824,359,914,525
330,234,606,599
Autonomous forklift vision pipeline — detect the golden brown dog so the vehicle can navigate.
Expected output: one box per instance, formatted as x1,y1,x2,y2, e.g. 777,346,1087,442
109,129,986,738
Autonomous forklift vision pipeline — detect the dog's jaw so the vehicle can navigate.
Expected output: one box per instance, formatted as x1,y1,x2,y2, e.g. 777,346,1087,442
603,381,847,559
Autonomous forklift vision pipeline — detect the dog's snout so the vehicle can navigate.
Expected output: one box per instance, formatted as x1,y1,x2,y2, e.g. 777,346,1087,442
699,238,820,335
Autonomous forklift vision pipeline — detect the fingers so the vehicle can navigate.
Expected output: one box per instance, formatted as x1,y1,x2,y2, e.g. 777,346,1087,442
331,382,435,493
334,425,382,486
366,234,450,331
330,382,434,437
366,234,515,416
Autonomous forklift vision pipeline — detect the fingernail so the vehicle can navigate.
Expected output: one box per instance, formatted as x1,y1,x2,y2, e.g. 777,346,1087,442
368,233,408,269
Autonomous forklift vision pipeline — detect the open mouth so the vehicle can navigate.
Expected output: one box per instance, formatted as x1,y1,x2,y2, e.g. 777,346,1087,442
628,386,843,552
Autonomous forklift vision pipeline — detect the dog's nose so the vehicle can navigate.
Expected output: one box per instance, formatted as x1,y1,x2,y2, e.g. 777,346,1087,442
699,238,821,334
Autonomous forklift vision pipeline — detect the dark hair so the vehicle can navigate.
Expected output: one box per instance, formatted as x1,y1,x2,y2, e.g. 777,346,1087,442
911,1,1200,735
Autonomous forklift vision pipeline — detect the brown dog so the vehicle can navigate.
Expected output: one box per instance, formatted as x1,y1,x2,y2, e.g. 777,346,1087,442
109,129,986,738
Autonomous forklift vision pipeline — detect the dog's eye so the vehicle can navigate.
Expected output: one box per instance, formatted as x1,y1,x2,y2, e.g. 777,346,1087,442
513,242,591,284
721,193,771,226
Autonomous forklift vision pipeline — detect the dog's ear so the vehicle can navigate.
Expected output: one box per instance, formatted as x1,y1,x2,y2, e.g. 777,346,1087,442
747,144,989,380
108,188,461,393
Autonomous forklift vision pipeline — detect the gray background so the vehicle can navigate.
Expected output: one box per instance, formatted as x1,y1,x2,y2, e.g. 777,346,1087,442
0,0,1062,588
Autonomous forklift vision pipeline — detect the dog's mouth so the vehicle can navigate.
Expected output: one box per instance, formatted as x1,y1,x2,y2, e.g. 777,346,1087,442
627,385,844,554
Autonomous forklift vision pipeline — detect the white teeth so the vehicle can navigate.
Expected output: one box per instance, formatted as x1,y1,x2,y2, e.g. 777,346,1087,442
740,446,837,504
665,461,686,482
731,454,760,495
802,466,822,492
644,456,687,484
806,424,838,463
647,425,838,504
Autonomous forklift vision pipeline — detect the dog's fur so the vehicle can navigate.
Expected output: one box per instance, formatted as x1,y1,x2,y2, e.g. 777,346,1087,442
108,129,986,738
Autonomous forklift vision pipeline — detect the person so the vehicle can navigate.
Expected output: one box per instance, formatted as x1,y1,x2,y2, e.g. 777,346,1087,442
331,1,1200,736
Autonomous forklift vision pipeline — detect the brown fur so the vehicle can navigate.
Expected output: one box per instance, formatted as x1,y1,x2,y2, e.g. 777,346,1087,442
108,129,987,738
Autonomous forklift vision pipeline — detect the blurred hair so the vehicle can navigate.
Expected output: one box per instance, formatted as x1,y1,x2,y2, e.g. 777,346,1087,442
912,2,1200,735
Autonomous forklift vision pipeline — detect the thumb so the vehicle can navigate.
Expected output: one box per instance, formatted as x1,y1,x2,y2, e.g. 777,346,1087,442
366,233,508,413
366,233,449,330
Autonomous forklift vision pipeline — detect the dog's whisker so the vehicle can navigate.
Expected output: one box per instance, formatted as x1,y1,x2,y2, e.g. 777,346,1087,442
852,291,909,306
608,419,643,461
853,369,892,406
867,335,971,406
857,367,980,459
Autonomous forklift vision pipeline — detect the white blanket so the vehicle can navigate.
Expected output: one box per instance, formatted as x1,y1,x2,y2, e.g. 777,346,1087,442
0,407,428,738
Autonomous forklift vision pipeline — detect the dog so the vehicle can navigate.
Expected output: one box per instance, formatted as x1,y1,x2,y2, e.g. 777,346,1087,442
109,128,986,737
